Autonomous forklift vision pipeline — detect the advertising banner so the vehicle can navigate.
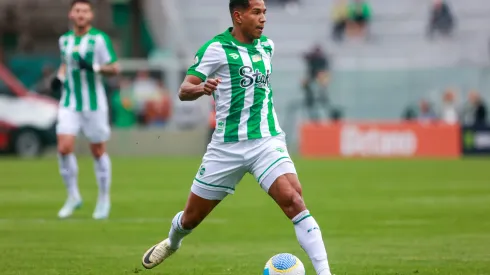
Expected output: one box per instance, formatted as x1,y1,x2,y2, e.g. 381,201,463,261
300,122,460,158
461,126,490,155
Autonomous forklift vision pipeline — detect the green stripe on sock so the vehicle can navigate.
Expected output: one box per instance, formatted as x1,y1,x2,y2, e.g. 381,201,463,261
221,43,245,142
293,214,312,225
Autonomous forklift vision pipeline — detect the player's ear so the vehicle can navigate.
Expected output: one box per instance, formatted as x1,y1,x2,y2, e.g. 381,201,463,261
233,10,242,24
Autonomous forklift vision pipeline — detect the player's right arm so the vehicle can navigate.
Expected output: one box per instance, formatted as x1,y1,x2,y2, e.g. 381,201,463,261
51,37,67,92
179,41,224,101
179,76,221,101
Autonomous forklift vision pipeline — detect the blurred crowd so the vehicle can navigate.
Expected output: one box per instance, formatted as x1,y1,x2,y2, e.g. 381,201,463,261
330,0,455,42
296,0,487,127
403,89,488,127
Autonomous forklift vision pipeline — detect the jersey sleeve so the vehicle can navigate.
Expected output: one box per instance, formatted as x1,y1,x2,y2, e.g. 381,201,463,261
267,39,275,59
187,42,224,81
95,33,118,65
58,36,66,64
260,36,275,59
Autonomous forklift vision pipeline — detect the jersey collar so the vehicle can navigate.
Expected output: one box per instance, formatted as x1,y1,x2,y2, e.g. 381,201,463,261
224,27,259,49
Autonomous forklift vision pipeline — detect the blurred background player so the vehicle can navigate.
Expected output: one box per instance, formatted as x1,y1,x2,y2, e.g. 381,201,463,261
51,0,120,220
141,1,333,275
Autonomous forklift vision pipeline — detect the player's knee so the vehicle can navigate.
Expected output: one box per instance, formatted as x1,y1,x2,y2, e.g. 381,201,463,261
57,142,74,155
90,143,106,158
277,189,306,219
284,191,306,218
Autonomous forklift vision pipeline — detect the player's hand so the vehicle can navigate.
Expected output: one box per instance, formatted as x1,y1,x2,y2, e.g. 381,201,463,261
78,56,95,72
50,76,63,92
202,78,221,96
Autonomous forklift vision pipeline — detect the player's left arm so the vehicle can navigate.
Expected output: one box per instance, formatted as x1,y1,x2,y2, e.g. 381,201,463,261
92,32,120,76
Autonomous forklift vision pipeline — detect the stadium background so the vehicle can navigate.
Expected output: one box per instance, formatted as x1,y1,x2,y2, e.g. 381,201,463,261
0,0,489,275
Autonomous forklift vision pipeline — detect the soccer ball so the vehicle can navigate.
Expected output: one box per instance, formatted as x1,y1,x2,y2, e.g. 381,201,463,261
263,253,306,275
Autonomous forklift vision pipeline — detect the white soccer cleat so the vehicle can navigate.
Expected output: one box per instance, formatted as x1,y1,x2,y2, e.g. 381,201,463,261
92,199,111,220
57,197,82,219
141,238,177,269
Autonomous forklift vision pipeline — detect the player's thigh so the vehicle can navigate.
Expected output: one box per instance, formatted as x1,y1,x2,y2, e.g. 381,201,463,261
191,143,247,201
250,134,297,193
82,110,111,144
56,108,82,137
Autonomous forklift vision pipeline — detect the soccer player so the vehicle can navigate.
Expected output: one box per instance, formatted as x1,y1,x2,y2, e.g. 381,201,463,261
142,0,333,274
51,0,120,220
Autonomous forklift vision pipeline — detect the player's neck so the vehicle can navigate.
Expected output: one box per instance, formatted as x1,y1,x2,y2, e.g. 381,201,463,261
230,27,254,44
74,25,92,36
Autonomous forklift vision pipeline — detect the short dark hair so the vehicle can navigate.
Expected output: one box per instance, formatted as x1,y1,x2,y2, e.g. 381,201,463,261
71,0,92,8
229,0,250,14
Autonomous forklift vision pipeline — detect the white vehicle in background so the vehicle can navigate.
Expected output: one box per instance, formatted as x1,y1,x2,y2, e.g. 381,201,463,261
0,86,58,158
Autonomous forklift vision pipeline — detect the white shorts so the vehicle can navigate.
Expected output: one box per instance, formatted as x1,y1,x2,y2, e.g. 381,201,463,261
191,133,297,200
56,108,111,143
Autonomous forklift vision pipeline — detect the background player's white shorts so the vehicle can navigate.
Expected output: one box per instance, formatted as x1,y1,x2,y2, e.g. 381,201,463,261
191,133,297,200
56,108,111,143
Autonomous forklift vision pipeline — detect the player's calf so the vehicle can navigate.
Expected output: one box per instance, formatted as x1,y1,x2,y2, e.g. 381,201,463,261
57,135,81,219
268,173,306,219
179,189,222,230
90,143,112,220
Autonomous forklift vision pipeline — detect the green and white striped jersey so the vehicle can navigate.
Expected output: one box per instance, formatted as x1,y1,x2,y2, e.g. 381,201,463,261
59,28,117,112
188,28,283,143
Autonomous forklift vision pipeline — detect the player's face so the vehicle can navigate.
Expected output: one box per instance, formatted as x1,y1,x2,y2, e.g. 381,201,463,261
239,0,267,40
70,3,93,28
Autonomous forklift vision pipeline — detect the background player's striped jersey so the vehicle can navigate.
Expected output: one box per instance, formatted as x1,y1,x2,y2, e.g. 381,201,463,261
187,28,283,143
59,28,117,112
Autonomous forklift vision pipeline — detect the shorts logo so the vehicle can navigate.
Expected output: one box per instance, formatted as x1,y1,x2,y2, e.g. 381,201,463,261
275,147,285,153
199,165,206,176
194,56,199,65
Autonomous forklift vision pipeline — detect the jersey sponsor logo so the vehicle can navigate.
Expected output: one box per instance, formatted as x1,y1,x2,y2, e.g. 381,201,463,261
239,66,270,89
252,54,262,63
216,121,225,133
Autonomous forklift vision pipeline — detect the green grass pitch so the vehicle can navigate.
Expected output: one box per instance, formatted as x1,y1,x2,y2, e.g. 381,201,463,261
0,157,489,275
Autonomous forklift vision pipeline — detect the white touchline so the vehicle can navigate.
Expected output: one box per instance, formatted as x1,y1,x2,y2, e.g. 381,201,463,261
0,217,227,224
